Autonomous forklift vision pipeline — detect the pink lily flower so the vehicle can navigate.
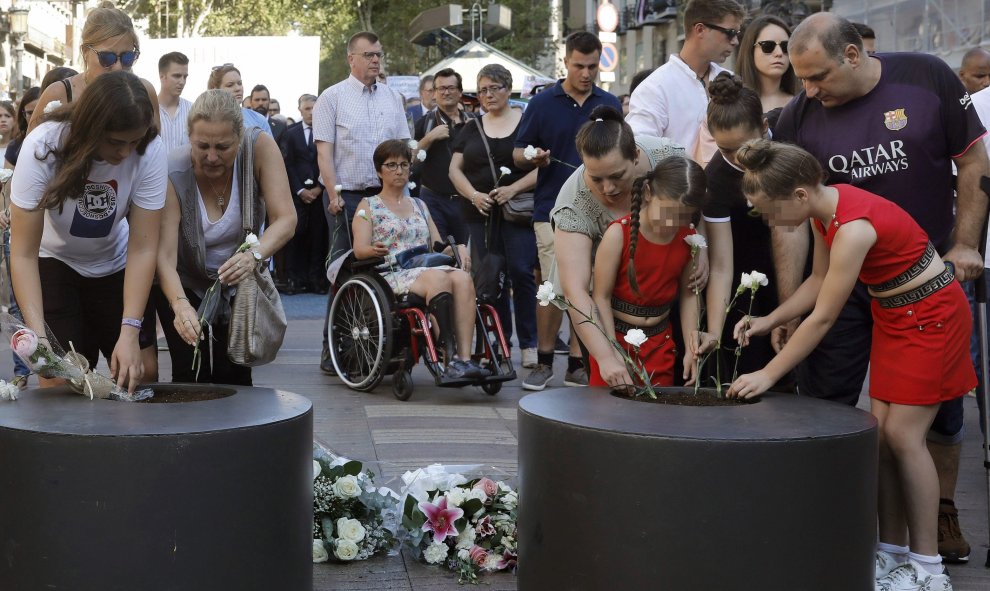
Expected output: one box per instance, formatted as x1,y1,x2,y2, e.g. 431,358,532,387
496,549,517,571
419,496,464,543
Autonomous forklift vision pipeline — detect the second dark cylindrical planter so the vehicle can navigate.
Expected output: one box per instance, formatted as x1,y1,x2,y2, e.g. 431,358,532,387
518,388,877,591
0,384,313,591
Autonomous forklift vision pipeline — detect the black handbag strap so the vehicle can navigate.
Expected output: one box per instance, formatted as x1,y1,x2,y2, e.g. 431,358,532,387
472,117,500,245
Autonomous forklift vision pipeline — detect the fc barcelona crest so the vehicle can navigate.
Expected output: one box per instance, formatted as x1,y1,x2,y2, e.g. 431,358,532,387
884,108,907,131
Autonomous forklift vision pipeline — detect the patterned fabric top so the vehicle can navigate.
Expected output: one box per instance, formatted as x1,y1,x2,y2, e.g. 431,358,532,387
366,195,431,252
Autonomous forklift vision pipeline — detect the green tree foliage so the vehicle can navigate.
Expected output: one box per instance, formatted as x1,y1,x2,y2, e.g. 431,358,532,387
133,1,552,92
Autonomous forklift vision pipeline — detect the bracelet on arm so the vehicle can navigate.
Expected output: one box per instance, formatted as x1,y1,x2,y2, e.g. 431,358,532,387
121,317,143,330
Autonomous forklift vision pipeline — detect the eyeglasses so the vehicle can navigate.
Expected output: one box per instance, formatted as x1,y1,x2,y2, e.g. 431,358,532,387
755,40,789,54
702,23,741,41
351,51,385,60
478,85,506,96
87,45,140,68
435,85,460,94
382,161,411,171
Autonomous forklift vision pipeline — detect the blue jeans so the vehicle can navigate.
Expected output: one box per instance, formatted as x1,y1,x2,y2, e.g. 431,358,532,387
467,217,537,350
2,233,29,377
965,277,989,435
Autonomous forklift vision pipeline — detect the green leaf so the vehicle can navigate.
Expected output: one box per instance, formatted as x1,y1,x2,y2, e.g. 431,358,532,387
342,460,362,476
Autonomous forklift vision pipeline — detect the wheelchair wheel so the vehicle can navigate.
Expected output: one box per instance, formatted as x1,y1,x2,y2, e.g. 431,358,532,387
392,370,414,401
328,275,393,391
481,381,501,396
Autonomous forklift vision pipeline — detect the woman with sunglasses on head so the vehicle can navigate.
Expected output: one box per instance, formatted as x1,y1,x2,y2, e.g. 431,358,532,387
206,64,273,137
735,15,798,113
155,90,293,385
30,2,160,133
9,72,165,396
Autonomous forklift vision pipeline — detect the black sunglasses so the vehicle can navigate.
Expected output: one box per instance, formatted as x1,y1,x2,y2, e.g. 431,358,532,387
755,40,789,54
87,45,139,68
702,23,740,41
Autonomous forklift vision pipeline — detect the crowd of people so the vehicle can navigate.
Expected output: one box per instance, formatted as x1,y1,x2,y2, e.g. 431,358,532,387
2,1,990,589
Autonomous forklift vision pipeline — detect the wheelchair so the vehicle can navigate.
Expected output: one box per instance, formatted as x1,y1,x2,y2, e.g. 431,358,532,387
326,253,516,400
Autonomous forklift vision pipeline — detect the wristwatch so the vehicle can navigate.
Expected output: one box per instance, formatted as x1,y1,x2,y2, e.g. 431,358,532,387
250,248,263,261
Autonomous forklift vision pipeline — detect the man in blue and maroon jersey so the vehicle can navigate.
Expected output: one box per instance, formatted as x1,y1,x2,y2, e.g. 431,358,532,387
771,12,989,565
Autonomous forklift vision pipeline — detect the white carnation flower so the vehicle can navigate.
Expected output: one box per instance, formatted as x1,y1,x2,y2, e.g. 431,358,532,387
0,169,13,184
332,475,362,498
333,184,343,193
623,328,648,348
417,149,427,162
336,517,366,543
407,182,417,191
445,487,466,507
0,381,18,401
312,539,329,563
499,166,511,176
44,100,62,113
684,234,708,249
312,461,321,481
536,281,557,307
457,548,470,561
523,145,538,160
455,526,476,550
748,270,769,289
466,488,487,503
484,553,501,571
423,541,449,564
407,139,418,150
333,539,359,561
244,233,260,247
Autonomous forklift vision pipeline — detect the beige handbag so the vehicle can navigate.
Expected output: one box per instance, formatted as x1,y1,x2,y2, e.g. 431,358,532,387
227,131,287,366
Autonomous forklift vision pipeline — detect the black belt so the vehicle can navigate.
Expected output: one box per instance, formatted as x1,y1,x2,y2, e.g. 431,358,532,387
422,185,461,200
611,297,672,318
342,186,382,197
614,317,670,338
870,243,937,292
875,267,955,309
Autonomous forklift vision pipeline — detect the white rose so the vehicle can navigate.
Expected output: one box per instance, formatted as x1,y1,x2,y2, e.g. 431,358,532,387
0,169,12,183
523,145,538,160
407,139,419,150
484,553,501,571
466,488,487,503
44,100,62,114
407,182,417,191
333,475,362,498
623,328,648,348
244,233,260,247
457,548,470,561
424,541,449,564
336,517,366,542
417,149,427,162
499,166,511,176
333,184,343,193
312,539,329,563
455,526,476,549
312,461,322,481
333,539,359,561
536,281,557,307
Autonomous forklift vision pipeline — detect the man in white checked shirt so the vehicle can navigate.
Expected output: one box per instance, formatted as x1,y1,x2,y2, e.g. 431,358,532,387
313,30,410,373
156,52,192,153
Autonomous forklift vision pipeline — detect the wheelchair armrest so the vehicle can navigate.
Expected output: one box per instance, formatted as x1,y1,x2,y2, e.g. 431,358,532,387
349,255,386,272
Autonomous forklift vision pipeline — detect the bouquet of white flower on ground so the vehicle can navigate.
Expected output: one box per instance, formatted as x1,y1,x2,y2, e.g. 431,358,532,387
399,464,518,584
312,442,399,563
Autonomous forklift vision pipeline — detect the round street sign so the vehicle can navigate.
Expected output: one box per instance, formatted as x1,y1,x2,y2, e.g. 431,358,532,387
597,1,619,33
599,42,618,72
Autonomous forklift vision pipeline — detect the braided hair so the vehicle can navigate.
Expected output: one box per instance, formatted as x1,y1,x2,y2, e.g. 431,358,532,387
626,156,707,296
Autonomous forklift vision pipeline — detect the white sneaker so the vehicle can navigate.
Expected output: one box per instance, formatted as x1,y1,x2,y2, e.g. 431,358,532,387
521,348,538,369
876,550,905,579
876,560,952,591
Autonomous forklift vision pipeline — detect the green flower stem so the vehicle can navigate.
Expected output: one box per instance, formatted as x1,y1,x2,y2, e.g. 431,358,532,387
731,291,757,384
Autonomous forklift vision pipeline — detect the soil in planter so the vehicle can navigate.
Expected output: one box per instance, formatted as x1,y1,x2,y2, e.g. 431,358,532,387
611,388,757,407
139,385,237,403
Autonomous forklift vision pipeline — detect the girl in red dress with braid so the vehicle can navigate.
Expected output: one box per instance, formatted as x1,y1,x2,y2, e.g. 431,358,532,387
727,139,972,591
590,155,714,389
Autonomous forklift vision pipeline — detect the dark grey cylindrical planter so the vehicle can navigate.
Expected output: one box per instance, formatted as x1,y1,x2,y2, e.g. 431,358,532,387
0,384,313,591
518,388,877,591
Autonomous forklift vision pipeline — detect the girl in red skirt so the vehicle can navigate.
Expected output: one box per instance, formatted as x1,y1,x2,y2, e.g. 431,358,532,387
590,155,712,388
728,139,973,590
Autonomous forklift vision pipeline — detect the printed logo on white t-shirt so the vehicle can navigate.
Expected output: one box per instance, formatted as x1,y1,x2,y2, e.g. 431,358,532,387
70,179,118,238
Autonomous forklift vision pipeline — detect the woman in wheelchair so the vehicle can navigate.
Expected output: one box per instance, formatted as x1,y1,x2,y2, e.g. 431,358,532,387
352,139,487,380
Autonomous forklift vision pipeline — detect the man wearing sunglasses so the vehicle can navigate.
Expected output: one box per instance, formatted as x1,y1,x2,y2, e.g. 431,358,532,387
313,30,410,374
626,0,745,162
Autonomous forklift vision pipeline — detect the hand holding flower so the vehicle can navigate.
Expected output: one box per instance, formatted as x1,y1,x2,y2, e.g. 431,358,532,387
733,315,774,348
726,369,774,400
690,330,718,355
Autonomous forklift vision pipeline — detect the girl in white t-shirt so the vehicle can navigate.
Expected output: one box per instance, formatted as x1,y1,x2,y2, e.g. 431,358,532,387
9,71,166,395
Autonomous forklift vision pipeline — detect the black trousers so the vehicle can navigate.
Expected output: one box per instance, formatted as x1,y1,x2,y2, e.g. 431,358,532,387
286,194,329,288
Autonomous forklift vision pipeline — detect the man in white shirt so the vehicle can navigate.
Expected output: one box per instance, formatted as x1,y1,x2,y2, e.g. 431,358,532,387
313,31,410,373
156,52,192,153
626,0,745,161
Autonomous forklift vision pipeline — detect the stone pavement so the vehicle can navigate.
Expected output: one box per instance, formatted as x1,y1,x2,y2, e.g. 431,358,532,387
2,291,989,589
